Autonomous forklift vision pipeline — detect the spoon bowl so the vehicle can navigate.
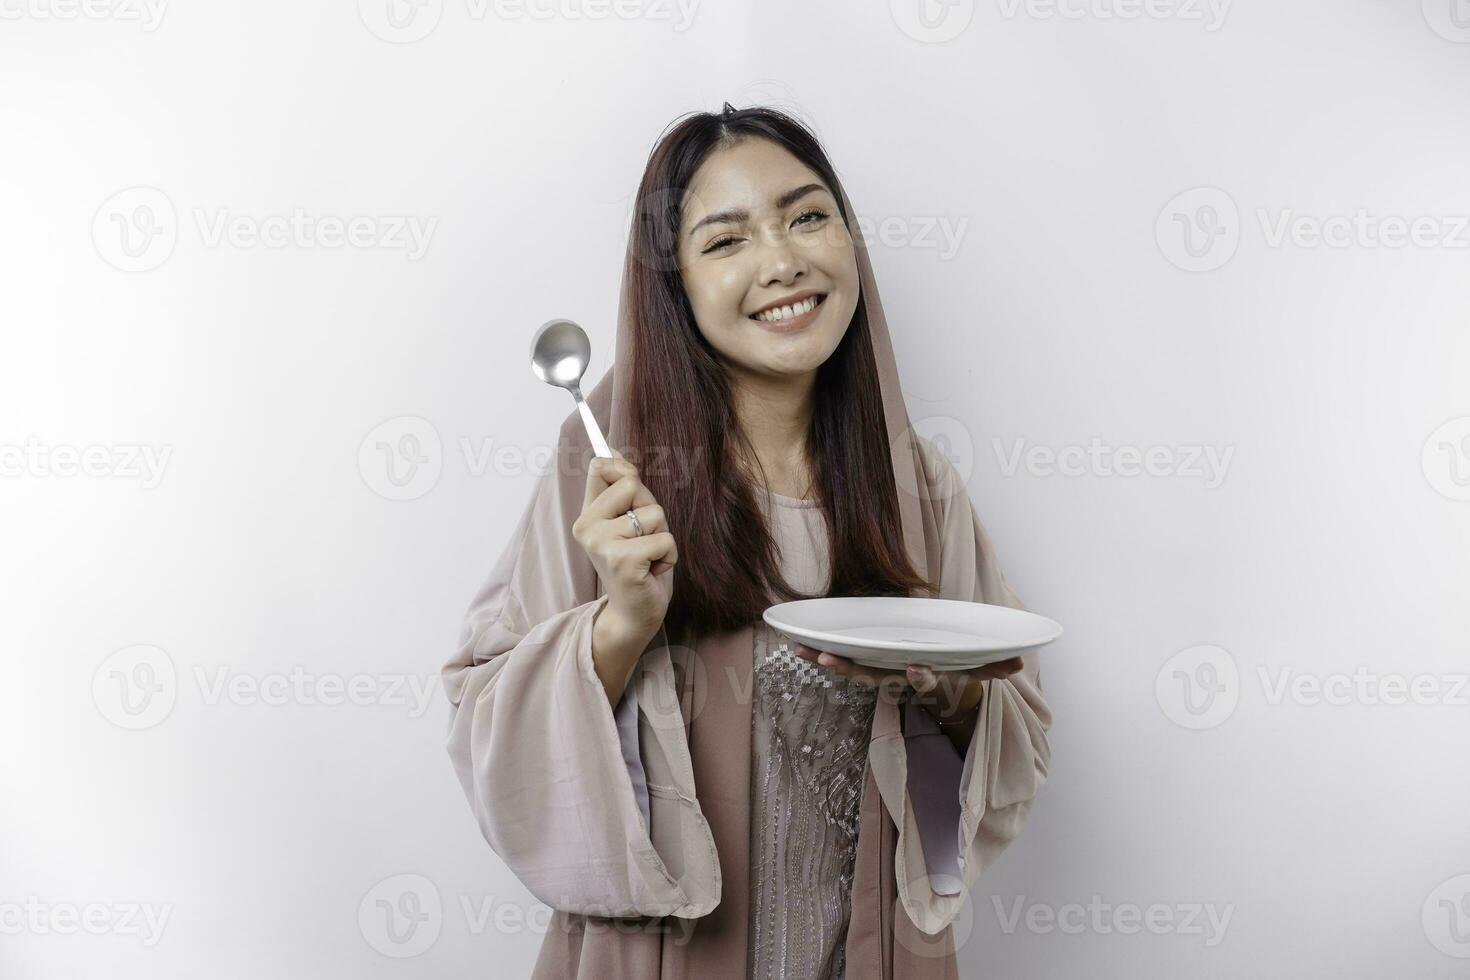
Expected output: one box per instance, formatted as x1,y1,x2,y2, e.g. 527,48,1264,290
530,318,612,458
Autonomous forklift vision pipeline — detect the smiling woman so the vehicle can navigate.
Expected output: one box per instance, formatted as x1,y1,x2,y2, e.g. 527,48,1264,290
623,112,934,640
442,103,1052,980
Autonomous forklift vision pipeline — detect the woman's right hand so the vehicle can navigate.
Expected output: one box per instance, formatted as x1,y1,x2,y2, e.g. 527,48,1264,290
573,449,678,640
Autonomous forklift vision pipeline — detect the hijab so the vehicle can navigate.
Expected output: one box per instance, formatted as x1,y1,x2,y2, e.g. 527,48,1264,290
443,145,1046,980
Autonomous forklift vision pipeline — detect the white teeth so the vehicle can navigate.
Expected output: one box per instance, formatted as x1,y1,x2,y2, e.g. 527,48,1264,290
755,295,821,323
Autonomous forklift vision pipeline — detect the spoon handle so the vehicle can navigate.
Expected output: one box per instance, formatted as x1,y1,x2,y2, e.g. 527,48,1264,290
573,389,613,458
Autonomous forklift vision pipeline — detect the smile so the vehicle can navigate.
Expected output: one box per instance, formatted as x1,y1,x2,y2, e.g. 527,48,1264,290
749,292,827,331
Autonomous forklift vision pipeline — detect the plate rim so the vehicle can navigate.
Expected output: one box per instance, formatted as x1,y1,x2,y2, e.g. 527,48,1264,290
762,595,1064,656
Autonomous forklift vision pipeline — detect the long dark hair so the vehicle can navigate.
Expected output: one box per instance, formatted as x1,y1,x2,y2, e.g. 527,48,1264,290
624,104,938,638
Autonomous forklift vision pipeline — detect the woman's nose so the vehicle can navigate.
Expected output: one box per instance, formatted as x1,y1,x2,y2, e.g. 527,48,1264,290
755,227,806,285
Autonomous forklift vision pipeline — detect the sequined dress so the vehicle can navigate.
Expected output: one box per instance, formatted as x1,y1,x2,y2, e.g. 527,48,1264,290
747,484,877,980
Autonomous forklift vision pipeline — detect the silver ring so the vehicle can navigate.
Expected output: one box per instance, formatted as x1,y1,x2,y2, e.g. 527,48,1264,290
625,509,644,536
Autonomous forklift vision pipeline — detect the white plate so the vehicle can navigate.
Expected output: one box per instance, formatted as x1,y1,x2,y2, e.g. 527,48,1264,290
763,596,1063,670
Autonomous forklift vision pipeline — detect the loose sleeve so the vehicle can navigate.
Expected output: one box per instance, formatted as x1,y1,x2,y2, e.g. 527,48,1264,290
870,436,1054,935
441,465,720,920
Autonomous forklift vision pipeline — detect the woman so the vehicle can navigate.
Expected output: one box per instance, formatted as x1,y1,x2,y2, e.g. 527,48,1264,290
442,103,1052,980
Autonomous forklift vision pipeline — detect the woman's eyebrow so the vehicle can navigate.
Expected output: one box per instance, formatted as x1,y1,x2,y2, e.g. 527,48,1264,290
686,183,828,239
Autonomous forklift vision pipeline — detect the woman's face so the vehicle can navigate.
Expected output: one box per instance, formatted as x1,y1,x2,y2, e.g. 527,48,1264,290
676,138,860,385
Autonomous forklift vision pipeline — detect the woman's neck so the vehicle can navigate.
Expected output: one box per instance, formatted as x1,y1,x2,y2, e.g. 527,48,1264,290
729,369,816,498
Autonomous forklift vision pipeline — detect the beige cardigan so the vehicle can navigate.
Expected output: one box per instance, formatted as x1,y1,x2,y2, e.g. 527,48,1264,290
442,418,1052,978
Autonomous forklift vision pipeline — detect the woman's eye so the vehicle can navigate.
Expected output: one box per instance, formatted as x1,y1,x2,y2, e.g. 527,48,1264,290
794,208,829,227
702,236,737,254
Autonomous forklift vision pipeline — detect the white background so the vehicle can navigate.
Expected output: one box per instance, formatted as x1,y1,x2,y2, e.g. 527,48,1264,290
3,0,1469,976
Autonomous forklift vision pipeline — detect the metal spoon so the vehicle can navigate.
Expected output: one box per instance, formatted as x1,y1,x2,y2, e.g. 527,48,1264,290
530,318,612,458
533,318,674,683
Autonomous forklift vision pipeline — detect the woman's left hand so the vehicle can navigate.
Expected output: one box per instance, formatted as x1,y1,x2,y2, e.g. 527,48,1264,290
792,643,1025,718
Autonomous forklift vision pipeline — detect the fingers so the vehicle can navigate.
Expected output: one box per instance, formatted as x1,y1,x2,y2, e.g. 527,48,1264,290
609,503,668,540
583,455,659,521
793,644,905,689
608,530,678,575
905,663,940,694
974,655,1025,679
793,645,1022,700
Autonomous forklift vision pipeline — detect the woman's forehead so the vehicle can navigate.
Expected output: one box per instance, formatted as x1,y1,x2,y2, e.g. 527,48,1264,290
680,142,830,225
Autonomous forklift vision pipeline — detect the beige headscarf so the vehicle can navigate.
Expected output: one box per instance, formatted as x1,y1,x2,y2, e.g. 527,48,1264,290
442,172,1051,979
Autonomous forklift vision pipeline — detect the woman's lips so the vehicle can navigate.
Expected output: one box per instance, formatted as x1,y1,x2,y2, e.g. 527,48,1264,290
750,294,827,334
